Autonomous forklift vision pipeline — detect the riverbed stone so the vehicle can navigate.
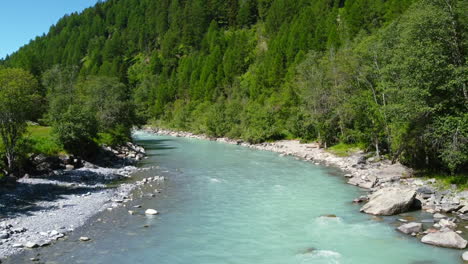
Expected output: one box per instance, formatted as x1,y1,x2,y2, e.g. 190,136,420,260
458,206,468,214
421,231,467,249
360,187,417,216
462,251,468,261
145,209,158,215
397,222,423,234
79,236,90,242
433,213,446,221
439,219,457,229
24,242,39,248
440,204,463,213
0,231,9,239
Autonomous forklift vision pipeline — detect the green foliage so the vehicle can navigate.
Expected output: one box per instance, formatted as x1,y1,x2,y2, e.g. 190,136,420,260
42,66,136,155
425,114,468,174
52,104,98,157
77,76,135,143
417,171,468,190
0,68,41,174
2,0,466,176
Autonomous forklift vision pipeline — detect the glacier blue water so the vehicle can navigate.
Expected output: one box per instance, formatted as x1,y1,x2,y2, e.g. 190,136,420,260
7,132,461,263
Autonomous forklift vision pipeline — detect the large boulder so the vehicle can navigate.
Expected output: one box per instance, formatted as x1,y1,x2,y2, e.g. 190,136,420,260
32,154,64,174
397,222,423,234
421,231,467,249
360,187,417,216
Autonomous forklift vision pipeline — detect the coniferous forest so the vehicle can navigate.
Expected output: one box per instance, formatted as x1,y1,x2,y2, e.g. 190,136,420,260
0,0,467,176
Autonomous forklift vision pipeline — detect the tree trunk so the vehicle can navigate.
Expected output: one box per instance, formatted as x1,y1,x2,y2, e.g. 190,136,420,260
5,149,15,176
375,138,380,159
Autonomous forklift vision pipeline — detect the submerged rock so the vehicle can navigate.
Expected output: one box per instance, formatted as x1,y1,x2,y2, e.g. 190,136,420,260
421,231,467,249
397,222,423,234
79,236,91,242
320,214,337,218
298,247,316,254
360,187,417,216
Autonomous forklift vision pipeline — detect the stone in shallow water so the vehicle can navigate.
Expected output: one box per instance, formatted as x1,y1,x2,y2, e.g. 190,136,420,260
421,231,467,249
298,247,316,255
433,213,446,220
320,214,337,218
462,251,468,261
80,237,91,242
145,209,158,215
397,222,423,234
24,242,39,248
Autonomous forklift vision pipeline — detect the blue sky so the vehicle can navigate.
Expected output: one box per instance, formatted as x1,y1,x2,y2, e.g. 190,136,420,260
0,0,99,59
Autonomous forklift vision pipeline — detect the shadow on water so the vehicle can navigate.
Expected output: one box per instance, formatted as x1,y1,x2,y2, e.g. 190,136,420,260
136,139,176,151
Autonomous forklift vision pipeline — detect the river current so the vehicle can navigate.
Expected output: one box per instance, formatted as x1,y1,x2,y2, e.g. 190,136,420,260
7,131,461,263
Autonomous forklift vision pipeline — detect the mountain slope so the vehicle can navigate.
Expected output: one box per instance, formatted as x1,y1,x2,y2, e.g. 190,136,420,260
1,0,467,173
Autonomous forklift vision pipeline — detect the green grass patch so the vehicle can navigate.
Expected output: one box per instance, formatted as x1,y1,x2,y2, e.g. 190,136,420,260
26,125,65,156
95,132,114,146
415,171,468,190
328,142,365,157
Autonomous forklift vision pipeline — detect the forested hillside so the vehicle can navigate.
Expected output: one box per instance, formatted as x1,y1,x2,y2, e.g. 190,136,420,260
1,0,467,174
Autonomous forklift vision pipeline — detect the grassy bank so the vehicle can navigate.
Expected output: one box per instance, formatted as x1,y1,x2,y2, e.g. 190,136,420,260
26,125,65,156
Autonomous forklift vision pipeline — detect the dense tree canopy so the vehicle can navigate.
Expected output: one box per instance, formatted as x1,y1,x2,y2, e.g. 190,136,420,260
0,0,466,174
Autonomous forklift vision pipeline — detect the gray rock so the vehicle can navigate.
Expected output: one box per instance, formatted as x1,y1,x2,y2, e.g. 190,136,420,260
37,240,51,247
433,213,446,220
439,219,457,229
0,231,9,239
11,227,26,233
357,156,367,164
348,176,377,189
416,186,435,195
421,231,467,249
397,222,423,234
24,242,39,248
440,204,463,213
360,187,417,216
458,205,468,214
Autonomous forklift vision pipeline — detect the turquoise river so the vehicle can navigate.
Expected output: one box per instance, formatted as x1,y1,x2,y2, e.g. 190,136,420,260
7,131,462,263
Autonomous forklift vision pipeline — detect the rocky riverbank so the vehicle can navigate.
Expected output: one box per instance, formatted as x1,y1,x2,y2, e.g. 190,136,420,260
146,127,468,260
0,142,146,259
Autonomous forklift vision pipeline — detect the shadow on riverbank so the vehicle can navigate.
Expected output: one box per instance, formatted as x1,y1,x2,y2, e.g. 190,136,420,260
0,181,109,219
